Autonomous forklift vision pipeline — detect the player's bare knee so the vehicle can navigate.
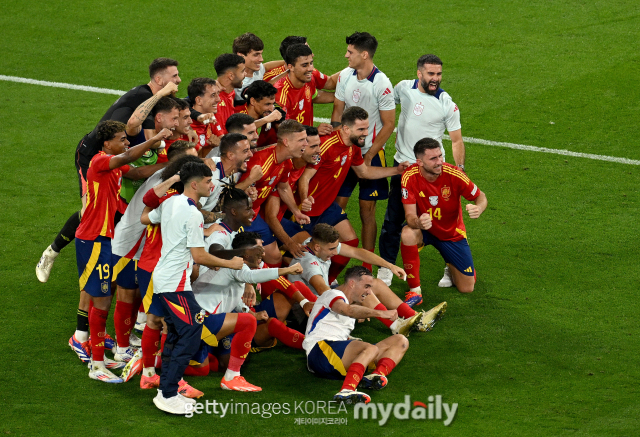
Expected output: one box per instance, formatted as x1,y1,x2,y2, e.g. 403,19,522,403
392,334,410,350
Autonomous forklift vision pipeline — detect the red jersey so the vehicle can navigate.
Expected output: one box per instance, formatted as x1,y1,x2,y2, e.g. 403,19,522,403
306,132,364,217
239,145,292,214
265,66,329,90
236,105,278,148
158,135,190,163
137,189,179,271
216,89,236,135
274,75,317,126
76,152,130,240
401,163,480,242
191,118,223,152
271,163,306,220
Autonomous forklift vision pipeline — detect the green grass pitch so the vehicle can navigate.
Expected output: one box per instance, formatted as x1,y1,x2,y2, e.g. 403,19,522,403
1,1,639,435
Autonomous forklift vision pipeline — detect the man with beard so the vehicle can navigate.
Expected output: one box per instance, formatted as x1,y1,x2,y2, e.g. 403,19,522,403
297,107,409,284
378,54,466,297
213,54,246,135
225,113,260,150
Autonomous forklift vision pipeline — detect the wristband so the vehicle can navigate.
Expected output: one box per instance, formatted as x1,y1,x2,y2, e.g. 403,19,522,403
457,164,465,171
299,299,310,308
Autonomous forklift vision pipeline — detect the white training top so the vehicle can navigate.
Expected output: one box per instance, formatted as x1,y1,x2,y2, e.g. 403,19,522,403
235,63,266,96
288,238,341,296
199,158,234,213
334,66,395,154
302,289,355,353
198,221,237,277
393,79,461,164
192,264,279,315
112,169,163,259
148,194,204,293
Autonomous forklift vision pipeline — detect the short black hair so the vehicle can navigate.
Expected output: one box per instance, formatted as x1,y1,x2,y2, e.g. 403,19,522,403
166,140,196,161
172,97,189,111
232,33,264,55
161,155,203,193
219,133,247,156
149,58,178,78
279,36,307,59
226,114,256,134
414,138,441,158
305,125,319,137
96,120,127,144
344,265,373,282
152,96,180,116
180,161,212,185
231,231,261,250
285,43,313,66
187,77,217,103
242,80,277,104
417,54,443,69
341,106,368,127
221,185,250,213
345,32,378,58
214,53,245,76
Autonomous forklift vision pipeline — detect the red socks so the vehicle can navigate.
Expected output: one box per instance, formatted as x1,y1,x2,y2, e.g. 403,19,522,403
267,318,304,349
329,238,359,283
341,362,366,391
401,243,421,289
208,353,219,372
374,303,393,328
397,302,416,319
114,300,134,347
374,357,396,376
293,281,318,302
184,364,210,376
141,325,161,368
362,248,375,272
89,307,108,361
228,313,257,372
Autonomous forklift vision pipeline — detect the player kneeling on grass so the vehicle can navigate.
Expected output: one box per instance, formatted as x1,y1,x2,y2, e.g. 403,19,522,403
400,138,487,296
290,223,446,336
189,232,304,392
303,266,409,404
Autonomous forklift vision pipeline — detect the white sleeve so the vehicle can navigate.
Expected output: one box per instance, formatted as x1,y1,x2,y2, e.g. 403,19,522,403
148,205,162,225
301,257,325,283
231,266,280,284
186,209,205,248
205,230,230,250
443,95,461,133
393,82,403,105
376,76,396,111
334,68,350,102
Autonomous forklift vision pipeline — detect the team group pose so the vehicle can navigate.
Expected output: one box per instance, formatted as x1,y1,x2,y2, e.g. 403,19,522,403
36,31,488,414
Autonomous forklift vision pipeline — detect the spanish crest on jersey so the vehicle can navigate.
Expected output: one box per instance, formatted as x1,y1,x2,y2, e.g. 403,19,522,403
441,185,451,200
413,102,424,116
352,89,361,103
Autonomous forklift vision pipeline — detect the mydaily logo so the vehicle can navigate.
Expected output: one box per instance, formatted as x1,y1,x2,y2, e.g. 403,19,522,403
354,395,458,426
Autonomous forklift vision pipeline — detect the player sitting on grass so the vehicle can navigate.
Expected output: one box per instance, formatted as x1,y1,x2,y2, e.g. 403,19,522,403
289,223,447,337
303,266,408,404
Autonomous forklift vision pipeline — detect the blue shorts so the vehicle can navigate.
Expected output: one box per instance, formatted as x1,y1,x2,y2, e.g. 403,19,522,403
254,294,278,319
239,214,276,246
281,217,306,238
303,202,348,233
200,312,227,347
210,334,234,357
307,340,353,380
337,149,389,201
138,268,163,316
76,236,113,297
111,255,138,289
421,231,475,277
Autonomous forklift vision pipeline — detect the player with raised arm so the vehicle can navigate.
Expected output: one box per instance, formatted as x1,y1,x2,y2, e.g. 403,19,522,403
297,107,410,282
289,223,446,335
400,138,487,297
274,44,334,135
37,58,181,282
331,32,396,272
213,54,246,136
304,266,410,404
233,32,285,96
237,120,309,268
140,161,243,414
71,121,171,382
187,78,223,156
379,54,466,289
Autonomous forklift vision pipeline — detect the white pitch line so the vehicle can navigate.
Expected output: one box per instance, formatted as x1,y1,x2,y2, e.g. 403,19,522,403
2,74,638,166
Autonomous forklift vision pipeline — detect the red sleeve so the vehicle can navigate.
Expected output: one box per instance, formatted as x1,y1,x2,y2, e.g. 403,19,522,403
351,147,364,167
143,188,161,209
120,164,131,174
461,178,480,202
329,296,346,310
401,172,417,205
313,69,329,89
92,154,111,172
156,148,168,164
